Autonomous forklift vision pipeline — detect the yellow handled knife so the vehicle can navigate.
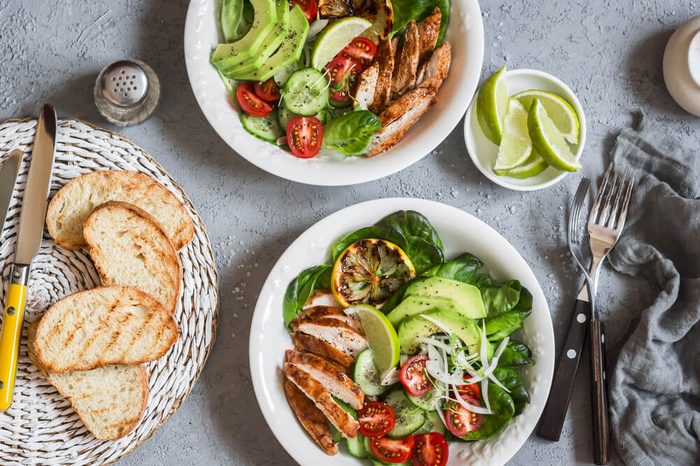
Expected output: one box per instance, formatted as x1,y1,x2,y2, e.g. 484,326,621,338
0,104,56,412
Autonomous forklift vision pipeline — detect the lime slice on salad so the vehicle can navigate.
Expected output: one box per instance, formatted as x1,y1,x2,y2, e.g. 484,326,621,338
496,152,549,178
528,99,582,172
493,99,533,172
514,90,580,144
476,66,509,145
349,304,400,380
311,17,372,70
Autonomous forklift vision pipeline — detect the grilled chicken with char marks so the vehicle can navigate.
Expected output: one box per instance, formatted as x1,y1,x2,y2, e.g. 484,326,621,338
297,305,362,331
292,333,356,371
354,62,379,111
303,290,341,310
417,42,452,93
291,315,369,357
284,378,338,455
391,21,420,97
286,350,365,410
416,8,442,62
369,37,396,113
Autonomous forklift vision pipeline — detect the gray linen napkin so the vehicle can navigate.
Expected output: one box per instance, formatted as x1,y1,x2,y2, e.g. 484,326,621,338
607,123,700,466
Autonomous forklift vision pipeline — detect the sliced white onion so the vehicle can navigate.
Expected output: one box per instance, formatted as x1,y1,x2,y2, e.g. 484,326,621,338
481,377,491,413
448,389,493,415
418,336,454,353
381,368,401,386
307,19,329,41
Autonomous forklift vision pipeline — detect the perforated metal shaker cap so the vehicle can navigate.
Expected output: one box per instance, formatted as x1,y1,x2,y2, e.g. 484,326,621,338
94,59,160,127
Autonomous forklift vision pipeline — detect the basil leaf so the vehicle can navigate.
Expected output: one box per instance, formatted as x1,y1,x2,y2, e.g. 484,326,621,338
220,0,253,42
283,264,332,328
322,110,381,156
497,340,534,368
493,368,530,415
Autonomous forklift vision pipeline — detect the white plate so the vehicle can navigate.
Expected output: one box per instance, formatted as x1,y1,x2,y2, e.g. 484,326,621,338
184,1,484,186
250,198,554,466
464,69,587,191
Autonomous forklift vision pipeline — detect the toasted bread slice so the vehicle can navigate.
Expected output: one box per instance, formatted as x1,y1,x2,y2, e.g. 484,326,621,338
46,170,194,250
84,201,182,314
284,378,337,455
34,286,178,373
27,321,148,440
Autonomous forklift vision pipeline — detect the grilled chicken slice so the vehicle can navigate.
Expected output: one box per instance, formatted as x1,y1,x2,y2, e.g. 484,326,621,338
418,42,452,93
298,306,362,331
380,87,434,127
304,290,341,310
286,350,365,410
365,89,437,157
392,21,420,98
291,317,369,357
292,333,356,370
284,363,360,438
417,8,442,62
353,62,379,111
369,37,396,113
284,378,338,455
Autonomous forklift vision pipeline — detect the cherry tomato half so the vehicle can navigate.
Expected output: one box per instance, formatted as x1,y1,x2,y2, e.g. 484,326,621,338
326,55,361,106
286,116,323,158
456,382,481,403
444,400,483,437
370,435,415,464
236,83,273,117
358,401,396,438
253,78,281,103
342,36,378,67
411,432,449,466
289,0,317,23
400,355,431,397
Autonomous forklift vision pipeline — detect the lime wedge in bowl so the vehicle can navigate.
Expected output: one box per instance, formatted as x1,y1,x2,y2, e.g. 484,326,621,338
496,152,549,178
494,99,533,172
514,90,580,144
311,17,372,70
528,99,581,172
348,304,400,380
476,66,509,145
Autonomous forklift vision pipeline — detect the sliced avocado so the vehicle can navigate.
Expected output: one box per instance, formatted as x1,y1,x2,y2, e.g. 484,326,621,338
211,0,277,71
223,0,290,77
406,276,487,319
236,6,309,82
398,310,488,356
386,295,461,327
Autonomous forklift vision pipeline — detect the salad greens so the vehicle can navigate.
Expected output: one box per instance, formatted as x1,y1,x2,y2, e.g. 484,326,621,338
283,264,331,327
458,382,515,441
322,110,381,155
219,0,254,43
391,0,451,44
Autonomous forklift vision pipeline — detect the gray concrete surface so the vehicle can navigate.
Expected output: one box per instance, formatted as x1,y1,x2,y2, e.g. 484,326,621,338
1,0,698,464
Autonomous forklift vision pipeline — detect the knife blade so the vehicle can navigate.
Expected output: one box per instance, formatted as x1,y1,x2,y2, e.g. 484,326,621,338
0,150,23,230
0,104,57,412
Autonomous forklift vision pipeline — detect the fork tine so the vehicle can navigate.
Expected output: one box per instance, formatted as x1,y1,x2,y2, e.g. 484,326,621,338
589,164,613,224
607,166,629,229
569,177,590,245
615,169,636,231
599,167,619,227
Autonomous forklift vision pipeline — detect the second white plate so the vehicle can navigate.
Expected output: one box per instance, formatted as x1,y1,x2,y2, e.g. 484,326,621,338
249,198,555,466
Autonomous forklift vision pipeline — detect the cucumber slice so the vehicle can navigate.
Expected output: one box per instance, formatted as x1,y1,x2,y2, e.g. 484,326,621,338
278,106,327,130
416,409,446,435
240,110,283,142
329,424,342,443
383,389,425,438
408,387,441,411
346,434,368,458
333,396,357,419
354,349,389,396
282,68,329,116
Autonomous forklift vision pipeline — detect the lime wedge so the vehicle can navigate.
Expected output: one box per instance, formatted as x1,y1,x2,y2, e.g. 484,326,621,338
528,99,581,172
514,90,580,144
494,99,532,172
311,17,372,70
476,66,509,145
496,152,549,178
349,304,400,379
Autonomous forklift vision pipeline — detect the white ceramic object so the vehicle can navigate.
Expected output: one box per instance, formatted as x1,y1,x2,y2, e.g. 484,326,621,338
184,0,484,186
663,16,700,117
464,69,586,191
250,198,555,466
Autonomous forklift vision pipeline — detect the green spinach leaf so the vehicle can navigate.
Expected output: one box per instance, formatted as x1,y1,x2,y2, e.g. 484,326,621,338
480,285,521,316
220,0,253,42
390,0,451,45
498,340,534,368
405,236,444,275
283,264,332,328
485,310,530,341
459,382,515,440
423,252,492,288
322,110,381,156
376,210,444,253
331,225,407,262
493,368,530,415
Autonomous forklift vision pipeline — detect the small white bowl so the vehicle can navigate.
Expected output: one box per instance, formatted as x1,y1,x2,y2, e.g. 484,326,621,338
663,16,700,117
463,69,587,191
